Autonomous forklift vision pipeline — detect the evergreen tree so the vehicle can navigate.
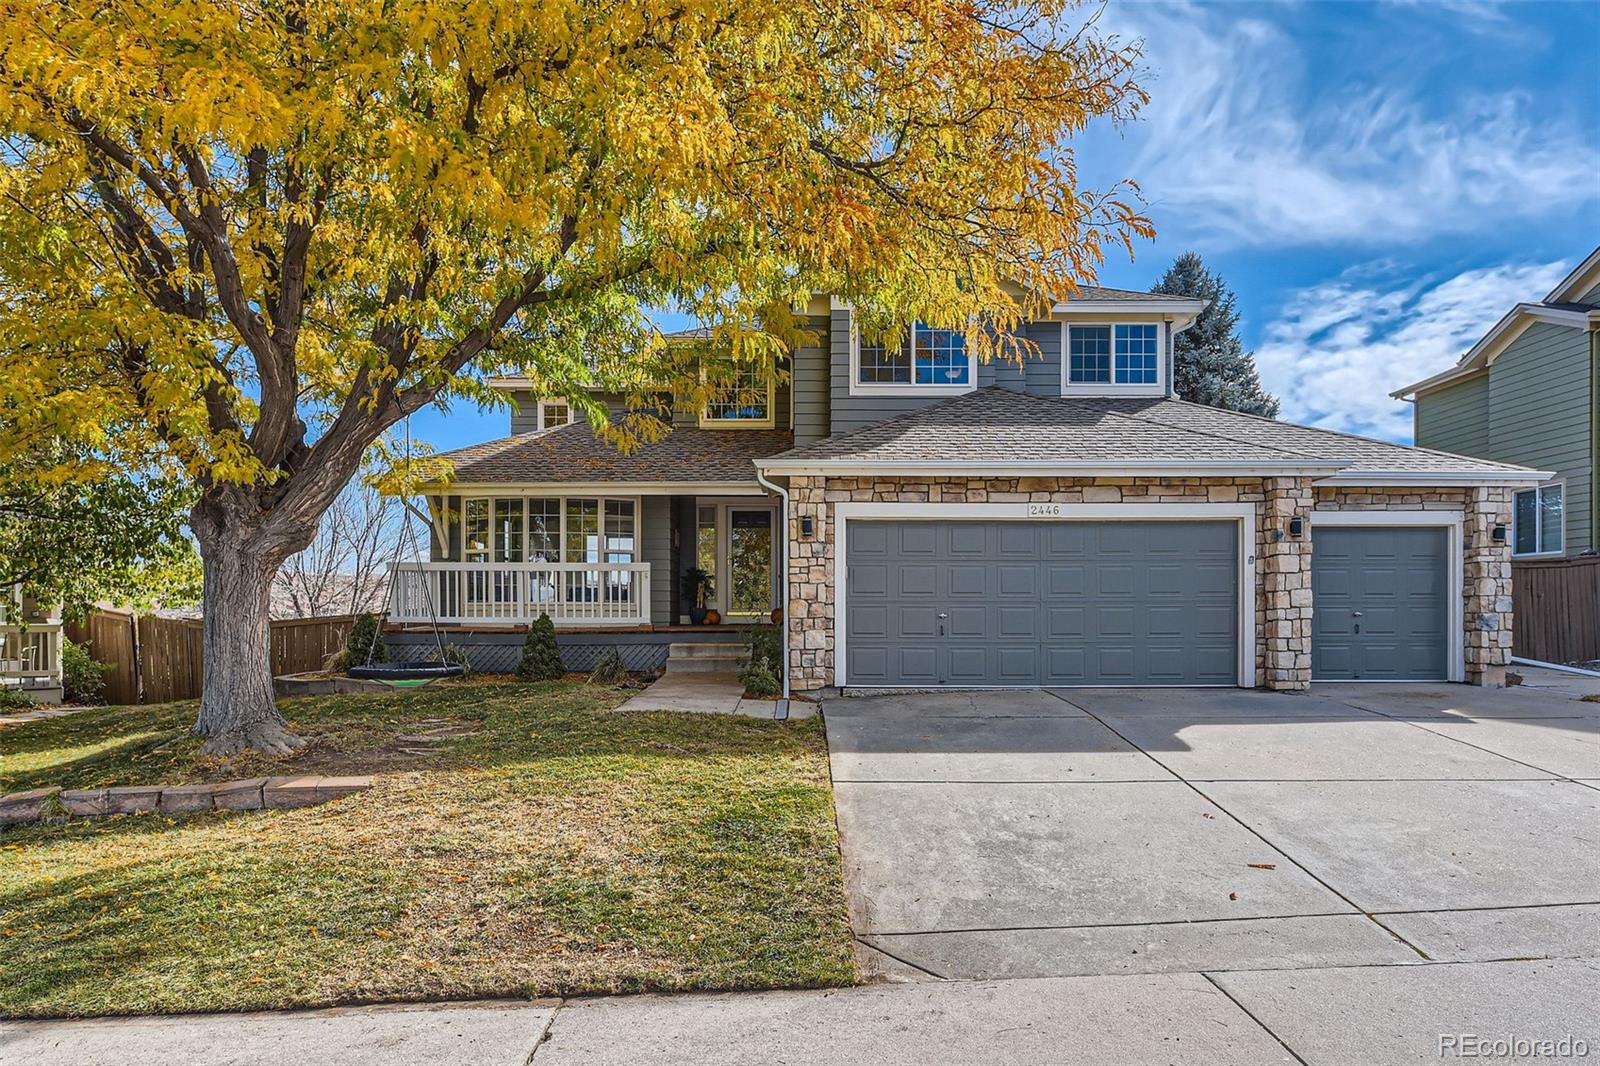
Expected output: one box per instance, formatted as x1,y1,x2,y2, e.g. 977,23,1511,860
516,615,566,682
1151,253,1280,418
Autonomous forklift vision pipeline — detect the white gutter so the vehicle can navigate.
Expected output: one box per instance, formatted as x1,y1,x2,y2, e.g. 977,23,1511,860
753,466,792,719
1313,470,1553,487
756,460,1348,477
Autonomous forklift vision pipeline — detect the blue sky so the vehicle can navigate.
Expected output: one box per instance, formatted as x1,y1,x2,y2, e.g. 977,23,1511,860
411,0,1600,453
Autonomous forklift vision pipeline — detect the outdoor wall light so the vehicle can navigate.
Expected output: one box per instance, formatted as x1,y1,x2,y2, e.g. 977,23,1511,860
1492,524,1507,543
801,516,815,538
1288,516,1305,538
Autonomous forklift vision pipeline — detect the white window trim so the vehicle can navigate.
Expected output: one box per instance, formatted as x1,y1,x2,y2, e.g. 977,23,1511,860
1060,320,1167,397
458,494,642,565
848,322,978,397
692,498,780,620
1310,509,1466,683
831,501,1257,689
535,399,572,432
1511,480,1566,559
698,365,777,429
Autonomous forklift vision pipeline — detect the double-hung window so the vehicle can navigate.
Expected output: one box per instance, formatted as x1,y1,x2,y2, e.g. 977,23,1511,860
1512,483,1564,556
1065,323,1163,390
855,322,973,390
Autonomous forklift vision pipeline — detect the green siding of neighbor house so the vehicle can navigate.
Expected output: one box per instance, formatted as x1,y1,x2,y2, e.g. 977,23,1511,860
1413,375,1490,457
1419,320,1593,555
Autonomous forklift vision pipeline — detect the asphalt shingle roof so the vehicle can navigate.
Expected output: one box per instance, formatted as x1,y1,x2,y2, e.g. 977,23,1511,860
765,388,1539,476
1065,286,1193,303
437,424,793,484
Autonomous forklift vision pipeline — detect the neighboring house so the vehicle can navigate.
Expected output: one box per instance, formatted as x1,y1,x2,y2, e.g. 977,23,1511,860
397,288,1542,690
1393,247,1600,561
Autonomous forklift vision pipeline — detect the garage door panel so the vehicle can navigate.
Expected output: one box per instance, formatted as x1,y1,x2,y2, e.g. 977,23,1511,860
846,519,1238,686
898,566,938,597
947,606,989,638
1312,525,1449,682
948,565,988,597
851,563,888,596
848,604,889,639
900,524,938,555
848,646,891,683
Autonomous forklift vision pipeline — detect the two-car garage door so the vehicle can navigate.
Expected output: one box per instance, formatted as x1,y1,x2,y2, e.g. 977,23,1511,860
844,520,1239,686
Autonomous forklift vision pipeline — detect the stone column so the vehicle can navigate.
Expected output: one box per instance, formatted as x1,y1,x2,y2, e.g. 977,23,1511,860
1259,477,1314,691
1464,485,1513,686
786,477,834,690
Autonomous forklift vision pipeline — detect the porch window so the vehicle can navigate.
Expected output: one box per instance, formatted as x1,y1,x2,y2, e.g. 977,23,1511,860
700,364,774,427
463,498,490,561
1513,483,1563,556
528,499,560,561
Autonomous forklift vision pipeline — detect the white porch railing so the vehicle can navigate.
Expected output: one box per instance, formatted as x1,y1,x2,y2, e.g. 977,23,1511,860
0,624,63,689
389,562,651,626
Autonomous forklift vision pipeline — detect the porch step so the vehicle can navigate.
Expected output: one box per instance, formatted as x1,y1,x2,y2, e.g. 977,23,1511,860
665,642,747,674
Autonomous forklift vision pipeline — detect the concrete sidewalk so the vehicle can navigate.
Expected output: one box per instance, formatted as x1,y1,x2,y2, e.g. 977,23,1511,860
7,959,1599,1065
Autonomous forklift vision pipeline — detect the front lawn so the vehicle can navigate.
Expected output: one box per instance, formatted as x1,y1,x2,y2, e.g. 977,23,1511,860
0,680,856,1017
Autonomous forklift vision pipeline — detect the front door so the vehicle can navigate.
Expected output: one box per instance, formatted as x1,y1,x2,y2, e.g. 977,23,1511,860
727,508,776,619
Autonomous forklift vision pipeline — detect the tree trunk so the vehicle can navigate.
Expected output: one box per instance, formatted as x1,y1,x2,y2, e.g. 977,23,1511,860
191,508,305,756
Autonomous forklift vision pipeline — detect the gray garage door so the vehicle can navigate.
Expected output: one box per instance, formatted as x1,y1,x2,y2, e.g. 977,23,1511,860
1311,526,1450,681
844,520,1238,686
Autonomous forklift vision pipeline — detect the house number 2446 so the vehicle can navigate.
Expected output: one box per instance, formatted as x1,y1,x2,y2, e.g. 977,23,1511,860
1027,502,1062,517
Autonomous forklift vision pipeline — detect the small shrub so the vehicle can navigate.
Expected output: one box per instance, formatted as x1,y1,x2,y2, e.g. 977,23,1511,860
738,657,781,698
61,638,111,704
516,614,565,681
748,626,782,676
589,647,628,686
441,644,472,676
0,687,35,711
341,612,387,671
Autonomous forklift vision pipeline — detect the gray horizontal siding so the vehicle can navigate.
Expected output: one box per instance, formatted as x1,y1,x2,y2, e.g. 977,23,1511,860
793,315,830,444
641,495,673,624
1486,321,1592,553
1414,374,1489,457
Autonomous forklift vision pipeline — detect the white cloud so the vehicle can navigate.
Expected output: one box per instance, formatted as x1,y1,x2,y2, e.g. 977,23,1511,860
1254,258,1572,441
1089,2,1600,247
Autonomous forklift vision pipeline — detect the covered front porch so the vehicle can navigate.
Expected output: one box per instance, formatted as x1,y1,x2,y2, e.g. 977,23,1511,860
1,594,64,702
391,488,784,630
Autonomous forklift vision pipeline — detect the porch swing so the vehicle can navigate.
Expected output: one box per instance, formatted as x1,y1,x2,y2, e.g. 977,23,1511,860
348,419,467,687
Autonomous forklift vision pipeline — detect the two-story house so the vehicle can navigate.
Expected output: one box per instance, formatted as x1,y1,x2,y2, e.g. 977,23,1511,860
1393,246,1600,561
393,287,1544,693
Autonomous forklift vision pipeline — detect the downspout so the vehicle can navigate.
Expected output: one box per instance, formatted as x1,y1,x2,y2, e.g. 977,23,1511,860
754,464,791,720
1591,328,1598,553
1164,315,1176,399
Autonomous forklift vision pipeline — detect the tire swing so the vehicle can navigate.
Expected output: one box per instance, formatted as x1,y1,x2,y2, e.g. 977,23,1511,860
349,419,467,688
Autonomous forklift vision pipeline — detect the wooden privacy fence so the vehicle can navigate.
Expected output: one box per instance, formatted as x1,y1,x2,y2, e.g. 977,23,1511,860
65,611,357,705
1512,556,1600,666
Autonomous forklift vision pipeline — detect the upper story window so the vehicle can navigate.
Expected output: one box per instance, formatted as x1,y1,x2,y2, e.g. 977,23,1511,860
1513,483,1563,556
1063,323,1165,394
536,400,571,431
700,364,775,428
854,322,975,393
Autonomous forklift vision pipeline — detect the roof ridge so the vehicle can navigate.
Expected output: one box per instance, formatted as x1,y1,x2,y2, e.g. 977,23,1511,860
1162,397,1531,470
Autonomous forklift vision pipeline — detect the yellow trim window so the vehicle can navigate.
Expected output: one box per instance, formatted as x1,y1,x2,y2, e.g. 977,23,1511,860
700,363,775,428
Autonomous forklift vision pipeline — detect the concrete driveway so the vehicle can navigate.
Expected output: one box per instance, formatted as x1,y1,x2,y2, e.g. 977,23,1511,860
823,668,1600,1059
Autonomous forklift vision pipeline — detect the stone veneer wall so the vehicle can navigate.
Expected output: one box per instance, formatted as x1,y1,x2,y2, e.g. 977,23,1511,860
1313,485,1513,686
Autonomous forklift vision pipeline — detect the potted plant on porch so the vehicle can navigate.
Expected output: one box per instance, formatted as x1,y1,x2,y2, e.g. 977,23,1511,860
682,567,713,625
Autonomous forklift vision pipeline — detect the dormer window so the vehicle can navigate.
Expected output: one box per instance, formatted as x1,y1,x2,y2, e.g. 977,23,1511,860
1063,322,1165,395
537,399,571,430
700,363,775,428
852,322,976,394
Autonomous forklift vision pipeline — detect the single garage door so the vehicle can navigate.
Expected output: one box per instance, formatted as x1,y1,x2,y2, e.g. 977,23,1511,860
844,520,1238,686
1311,526,1450,681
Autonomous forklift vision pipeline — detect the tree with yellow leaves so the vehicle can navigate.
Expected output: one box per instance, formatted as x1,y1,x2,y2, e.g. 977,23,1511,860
0,0,1151,753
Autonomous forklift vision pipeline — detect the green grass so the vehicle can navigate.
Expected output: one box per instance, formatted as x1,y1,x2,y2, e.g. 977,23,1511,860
0,680,857,1017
